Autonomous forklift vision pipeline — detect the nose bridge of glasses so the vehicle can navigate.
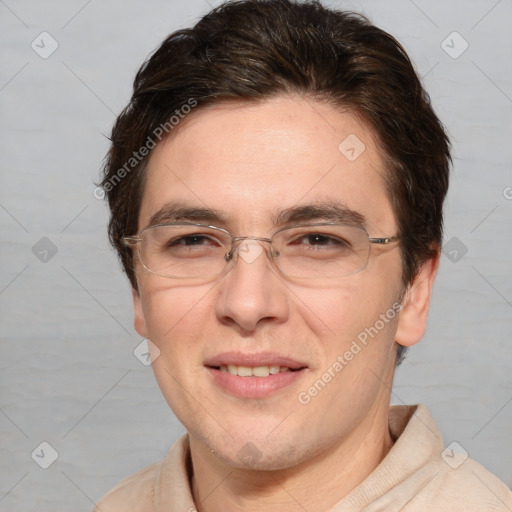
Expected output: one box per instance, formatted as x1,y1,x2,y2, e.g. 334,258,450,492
230,235,272,242
225,236,273,263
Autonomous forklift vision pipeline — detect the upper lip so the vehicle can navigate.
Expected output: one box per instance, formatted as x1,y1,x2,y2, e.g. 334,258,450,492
204,351,308,370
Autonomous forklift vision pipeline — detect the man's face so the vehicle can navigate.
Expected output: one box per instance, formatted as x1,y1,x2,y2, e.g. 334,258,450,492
132,96,407,470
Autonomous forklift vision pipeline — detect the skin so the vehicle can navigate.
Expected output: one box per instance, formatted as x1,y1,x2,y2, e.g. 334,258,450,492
131,95,439,511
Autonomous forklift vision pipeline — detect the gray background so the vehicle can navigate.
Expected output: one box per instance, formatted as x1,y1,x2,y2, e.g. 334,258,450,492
1,0,511,510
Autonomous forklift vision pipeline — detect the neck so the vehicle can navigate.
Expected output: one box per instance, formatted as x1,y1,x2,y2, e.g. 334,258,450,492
189,401,394,512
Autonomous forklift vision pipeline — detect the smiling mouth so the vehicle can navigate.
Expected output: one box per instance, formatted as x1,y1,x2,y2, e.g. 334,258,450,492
205,359,309,398
208,364,306,377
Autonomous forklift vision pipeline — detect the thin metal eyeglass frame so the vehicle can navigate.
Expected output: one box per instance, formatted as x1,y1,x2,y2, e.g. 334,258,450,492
123,222,400,279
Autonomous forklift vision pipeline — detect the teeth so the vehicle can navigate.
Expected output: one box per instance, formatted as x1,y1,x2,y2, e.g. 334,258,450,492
219,364,294,377
252,366,269,377
236,365,253,377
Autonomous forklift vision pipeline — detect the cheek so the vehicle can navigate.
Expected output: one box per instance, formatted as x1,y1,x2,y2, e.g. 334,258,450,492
138,277,216,352
289,278,390,342
137,280,217,421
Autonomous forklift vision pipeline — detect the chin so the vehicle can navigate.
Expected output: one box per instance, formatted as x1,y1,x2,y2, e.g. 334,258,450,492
195,427,316,472
213,445,303,471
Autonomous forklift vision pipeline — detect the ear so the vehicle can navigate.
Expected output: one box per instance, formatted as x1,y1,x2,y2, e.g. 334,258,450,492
132,287,148,338
395,252,440,347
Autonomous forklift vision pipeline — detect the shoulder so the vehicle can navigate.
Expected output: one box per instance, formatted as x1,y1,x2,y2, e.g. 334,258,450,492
385,405,512,510
93,434,192,512
426,456,512,510
93,461,161,512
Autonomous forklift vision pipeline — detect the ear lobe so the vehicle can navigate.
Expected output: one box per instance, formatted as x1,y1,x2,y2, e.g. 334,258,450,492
395,253,440,348
132,287,148,338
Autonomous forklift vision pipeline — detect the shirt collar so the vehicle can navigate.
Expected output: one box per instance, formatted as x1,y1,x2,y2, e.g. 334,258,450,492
154,404,442,511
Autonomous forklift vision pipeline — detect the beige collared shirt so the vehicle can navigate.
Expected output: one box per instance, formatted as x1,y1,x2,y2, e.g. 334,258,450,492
94,404,512,511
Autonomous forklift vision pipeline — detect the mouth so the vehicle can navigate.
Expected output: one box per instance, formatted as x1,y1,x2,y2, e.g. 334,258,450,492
211,364,305,377
204,353,309,398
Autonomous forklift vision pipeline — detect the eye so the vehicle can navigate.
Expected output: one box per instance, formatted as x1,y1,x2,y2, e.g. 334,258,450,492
290,233,350,248
168,234,220,247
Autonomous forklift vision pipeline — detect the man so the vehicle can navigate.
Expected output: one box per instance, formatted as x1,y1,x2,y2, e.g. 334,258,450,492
95,0,512,510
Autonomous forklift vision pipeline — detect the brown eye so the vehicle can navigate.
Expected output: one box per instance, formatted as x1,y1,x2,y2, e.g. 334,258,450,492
168,235,219,247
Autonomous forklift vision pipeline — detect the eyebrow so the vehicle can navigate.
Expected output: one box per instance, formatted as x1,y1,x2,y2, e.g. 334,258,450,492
147,202,226,227
145,201,366,231
271,203,366,228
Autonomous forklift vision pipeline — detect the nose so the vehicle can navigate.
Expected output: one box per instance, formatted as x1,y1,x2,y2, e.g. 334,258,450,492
215,239,289,333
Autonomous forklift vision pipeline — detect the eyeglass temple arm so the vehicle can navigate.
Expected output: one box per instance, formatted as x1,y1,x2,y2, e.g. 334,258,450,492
369,236,400,245
123,236,139,246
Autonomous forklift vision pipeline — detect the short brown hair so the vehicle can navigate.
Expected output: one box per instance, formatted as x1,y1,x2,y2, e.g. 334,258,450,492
100,0,451,361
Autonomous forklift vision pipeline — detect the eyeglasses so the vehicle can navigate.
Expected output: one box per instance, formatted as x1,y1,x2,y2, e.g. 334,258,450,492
123,222,399,280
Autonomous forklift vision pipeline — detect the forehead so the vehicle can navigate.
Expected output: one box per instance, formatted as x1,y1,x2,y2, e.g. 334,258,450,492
139,96,395,233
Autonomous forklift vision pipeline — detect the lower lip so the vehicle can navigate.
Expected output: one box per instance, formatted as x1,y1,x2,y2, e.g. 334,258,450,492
206,367,307,399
